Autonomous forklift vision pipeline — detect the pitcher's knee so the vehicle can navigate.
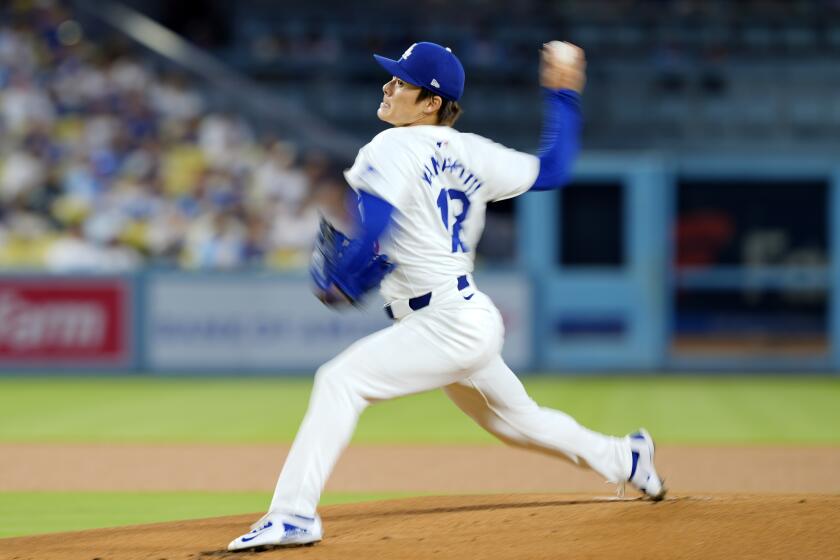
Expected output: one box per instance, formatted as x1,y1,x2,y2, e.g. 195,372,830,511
313,360,368,408
313,360,347,391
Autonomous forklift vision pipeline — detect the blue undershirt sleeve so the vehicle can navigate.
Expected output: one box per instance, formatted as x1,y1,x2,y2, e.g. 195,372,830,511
336,189,394,274
355,189,393,247
530,88,582,191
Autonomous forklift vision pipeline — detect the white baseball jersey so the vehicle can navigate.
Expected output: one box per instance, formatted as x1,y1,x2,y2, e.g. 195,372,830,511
344,125,539,301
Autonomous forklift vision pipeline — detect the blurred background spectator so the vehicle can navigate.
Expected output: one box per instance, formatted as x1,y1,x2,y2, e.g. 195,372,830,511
0,0,350,272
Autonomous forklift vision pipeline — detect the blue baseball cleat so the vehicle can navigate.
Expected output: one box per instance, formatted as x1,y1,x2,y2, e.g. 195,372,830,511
227,512,323,551
626,428,667,501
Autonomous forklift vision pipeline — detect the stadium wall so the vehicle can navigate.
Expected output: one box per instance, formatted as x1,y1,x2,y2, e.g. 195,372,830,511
0,271,533,374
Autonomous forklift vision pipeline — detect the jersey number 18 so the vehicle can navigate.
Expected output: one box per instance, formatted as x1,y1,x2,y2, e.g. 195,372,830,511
436,188,471,253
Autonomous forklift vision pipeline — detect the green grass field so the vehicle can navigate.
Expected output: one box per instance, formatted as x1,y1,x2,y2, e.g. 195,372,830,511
0,491,419,538
1,376,838,444
1,375,838,538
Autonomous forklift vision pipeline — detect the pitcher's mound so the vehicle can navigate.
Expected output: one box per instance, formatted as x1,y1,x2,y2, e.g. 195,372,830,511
3,493,839,560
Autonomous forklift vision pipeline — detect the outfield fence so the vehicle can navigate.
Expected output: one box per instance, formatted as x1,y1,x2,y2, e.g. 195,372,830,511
0,271,533,374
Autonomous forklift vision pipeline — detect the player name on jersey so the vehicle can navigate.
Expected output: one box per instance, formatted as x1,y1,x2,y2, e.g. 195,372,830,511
421,153,484,196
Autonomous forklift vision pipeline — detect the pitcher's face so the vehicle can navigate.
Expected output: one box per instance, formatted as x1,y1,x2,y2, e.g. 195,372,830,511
377,76,427,126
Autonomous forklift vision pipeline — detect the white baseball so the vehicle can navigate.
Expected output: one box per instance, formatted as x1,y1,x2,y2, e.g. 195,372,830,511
546,40,578,64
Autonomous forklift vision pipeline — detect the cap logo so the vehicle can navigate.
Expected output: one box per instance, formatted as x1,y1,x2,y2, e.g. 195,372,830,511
400,43,417,60
431,79,440,88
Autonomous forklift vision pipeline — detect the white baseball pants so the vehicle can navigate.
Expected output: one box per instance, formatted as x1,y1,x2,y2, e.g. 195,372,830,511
270,281,632,516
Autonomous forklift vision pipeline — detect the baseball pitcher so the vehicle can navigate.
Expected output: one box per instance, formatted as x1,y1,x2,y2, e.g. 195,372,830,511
229,40,665,551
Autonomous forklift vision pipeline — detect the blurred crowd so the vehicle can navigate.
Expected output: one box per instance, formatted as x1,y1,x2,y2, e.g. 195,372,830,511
227,0,840,68
6,0,836,274
0,1,347,273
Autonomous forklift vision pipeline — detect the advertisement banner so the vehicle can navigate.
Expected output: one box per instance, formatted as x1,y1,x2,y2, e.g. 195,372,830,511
0,278,133,365
146,273,532,372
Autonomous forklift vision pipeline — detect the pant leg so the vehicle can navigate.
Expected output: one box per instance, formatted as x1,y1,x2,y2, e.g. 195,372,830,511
444,355,631,483
270,298,500,516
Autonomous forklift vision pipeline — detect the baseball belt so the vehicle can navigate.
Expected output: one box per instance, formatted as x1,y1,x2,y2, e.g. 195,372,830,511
385,274,471,320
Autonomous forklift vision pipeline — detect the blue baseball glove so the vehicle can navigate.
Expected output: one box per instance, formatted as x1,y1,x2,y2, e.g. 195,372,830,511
310,217,395,307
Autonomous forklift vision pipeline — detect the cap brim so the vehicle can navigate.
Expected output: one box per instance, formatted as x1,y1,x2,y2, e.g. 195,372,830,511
373,54,422,88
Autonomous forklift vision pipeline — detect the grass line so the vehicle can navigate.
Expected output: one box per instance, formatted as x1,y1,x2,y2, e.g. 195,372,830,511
0,491,422,538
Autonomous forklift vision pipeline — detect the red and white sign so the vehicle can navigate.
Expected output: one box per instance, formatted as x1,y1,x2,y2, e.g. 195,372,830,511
0,279,131,364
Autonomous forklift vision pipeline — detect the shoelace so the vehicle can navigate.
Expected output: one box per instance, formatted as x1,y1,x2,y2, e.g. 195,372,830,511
250,513,272,531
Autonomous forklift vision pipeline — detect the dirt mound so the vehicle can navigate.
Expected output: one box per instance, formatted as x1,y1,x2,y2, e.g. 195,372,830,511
2,493,838,560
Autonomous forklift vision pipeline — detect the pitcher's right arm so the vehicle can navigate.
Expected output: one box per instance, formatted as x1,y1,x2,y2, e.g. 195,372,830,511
529,42,586,192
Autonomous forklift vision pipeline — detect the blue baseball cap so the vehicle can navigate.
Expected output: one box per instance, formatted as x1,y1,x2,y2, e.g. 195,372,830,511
374,42,465,101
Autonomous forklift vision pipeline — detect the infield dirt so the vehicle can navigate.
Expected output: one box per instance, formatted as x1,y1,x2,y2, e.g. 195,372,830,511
2,444,839,559
2,493,839,560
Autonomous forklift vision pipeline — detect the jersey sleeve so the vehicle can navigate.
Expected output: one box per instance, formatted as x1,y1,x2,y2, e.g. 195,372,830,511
344,131,414,207
467,134,540,202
